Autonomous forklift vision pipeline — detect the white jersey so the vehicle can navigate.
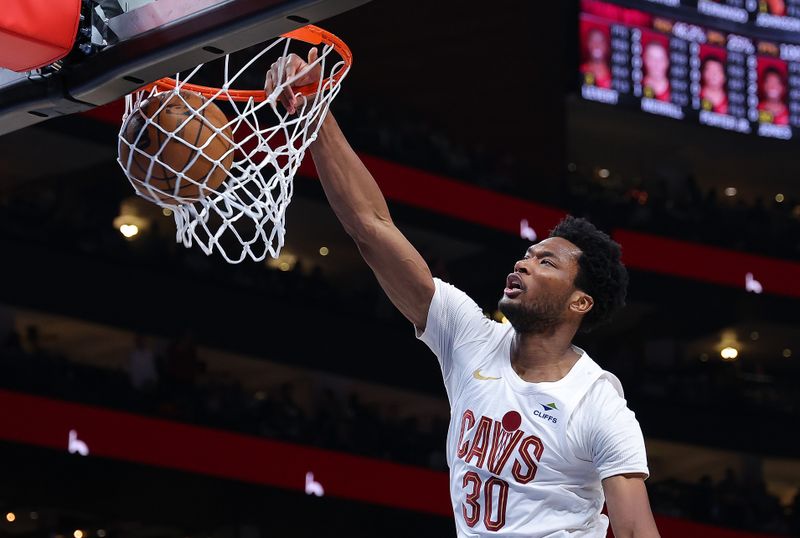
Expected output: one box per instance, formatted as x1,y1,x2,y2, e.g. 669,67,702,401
416,279,649,537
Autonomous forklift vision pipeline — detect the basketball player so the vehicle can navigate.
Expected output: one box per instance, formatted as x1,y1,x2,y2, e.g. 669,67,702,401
580,28,612,89
642,41,670,102
266,53,660,537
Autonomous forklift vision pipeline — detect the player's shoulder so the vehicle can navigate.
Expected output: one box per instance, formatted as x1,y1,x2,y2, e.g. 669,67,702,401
572,351,625,397
432,277,474,303
432,278,504,329
584,374,626,407
571,358,630,422
569,371,639,449
421,278,510,351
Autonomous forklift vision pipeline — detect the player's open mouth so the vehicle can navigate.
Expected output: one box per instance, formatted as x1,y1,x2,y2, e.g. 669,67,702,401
504,288,523,298
504,273,524,297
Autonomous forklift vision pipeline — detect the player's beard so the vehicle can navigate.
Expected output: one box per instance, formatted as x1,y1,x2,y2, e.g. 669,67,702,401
498,290,568,335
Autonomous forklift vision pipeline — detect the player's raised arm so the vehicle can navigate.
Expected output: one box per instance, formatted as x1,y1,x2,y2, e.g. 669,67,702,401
265,52,435,330
311,115,436,329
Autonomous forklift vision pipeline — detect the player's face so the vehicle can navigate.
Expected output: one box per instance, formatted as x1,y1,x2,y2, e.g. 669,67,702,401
763,72,785,101
644,44,668,79
498,237,583,334
587,30,608,61
703,60,726,90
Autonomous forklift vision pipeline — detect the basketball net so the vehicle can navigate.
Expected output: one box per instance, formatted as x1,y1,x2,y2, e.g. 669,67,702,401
117,26,351,263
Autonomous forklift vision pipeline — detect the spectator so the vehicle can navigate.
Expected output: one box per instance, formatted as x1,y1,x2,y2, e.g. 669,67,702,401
164,330,203,419
24,324,44,357
790,490,800,535
717,467,745,527
127,333,158,392
165,330,202,387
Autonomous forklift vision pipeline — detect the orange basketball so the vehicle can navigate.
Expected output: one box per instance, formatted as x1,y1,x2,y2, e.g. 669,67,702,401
119,90,234,204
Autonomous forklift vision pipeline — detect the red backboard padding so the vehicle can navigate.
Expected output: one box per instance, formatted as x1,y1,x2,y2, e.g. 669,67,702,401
0,0,81,72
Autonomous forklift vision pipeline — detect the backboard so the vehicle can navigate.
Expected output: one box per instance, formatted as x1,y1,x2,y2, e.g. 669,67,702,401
0,0,369,136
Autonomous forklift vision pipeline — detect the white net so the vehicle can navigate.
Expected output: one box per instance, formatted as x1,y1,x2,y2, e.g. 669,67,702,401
117,26,349,263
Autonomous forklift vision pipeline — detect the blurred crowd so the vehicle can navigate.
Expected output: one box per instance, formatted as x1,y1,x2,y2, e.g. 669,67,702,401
650,470,800,535
2,95,799,264
562,169,800,262
1,323,800,535
331,96,800,261
0,326,448,470
599,338,800,419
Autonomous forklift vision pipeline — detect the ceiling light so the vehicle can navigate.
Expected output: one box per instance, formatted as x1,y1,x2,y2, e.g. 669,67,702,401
724,187,737,197
113,198,152,239
598,168,610,179
266,252,298,272
775,193,785,203
319,246,329,256
720,346,738,360
119,223,139,238
750,331,759,341
783,349,792,358
74,531,84,538
113,212,149,240
5,513,15,522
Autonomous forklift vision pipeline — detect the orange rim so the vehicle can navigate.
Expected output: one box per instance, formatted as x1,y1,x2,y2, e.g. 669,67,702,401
145,25,351,102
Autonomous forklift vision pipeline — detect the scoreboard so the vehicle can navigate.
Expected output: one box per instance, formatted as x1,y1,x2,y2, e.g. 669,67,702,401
579,0,800,139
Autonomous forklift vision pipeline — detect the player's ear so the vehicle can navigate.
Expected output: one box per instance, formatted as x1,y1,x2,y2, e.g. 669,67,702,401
570,291,593,316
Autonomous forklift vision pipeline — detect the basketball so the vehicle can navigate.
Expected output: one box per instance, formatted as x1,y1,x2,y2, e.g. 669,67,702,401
118,90,234,204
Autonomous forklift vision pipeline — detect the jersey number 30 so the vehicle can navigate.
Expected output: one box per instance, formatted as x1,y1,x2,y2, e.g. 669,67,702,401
462,472,509,531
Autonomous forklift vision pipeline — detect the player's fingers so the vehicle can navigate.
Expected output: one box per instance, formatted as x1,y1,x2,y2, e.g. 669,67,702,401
281,54,301,82
286,53,305,80
264,70,274,95
281,86,296,113
268,71,290,110
284,57,301,110
300,47,323,86
277,81,292,108
265,60,294,112
267,61,282,91
277,86,289,105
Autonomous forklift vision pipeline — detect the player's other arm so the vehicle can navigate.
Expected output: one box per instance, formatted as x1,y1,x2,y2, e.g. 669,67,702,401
588,380,659,537
263,51,434,329
603,473,660,538
311,114,435,329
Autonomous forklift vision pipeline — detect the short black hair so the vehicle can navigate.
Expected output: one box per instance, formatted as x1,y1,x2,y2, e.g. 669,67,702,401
701,54,725,72
549,216,628,333
762,66,786,85
763,66,785,79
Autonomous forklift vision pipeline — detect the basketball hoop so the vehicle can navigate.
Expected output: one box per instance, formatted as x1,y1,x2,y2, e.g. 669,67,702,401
117,25,352,263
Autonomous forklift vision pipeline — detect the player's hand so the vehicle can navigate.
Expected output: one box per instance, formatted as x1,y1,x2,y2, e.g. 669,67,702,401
264,48,321,114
